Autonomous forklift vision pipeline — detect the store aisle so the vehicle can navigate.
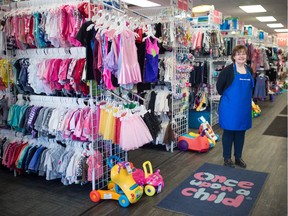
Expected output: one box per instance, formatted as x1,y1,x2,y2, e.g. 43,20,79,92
85,92,287,216
0,92,287,216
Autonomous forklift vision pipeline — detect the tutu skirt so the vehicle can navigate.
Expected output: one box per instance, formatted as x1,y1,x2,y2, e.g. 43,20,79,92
119,115,153,151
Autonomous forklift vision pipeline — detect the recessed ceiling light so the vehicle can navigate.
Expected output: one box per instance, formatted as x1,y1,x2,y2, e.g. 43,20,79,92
274,29,288,32
239,5,266,13
256,16,277,22
121,0,160,7
267,23,284,28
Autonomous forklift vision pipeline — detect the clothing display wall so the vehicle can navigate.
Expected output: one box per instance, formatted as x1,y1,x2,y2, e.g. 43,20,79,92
13,56,89,96
0,1,126,192
0,134,103,185
3,1,91,50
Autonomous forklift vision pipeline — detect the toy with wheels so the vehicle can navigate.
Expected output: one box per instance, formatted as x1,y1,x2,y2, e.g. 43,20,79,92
132,161,164,196
177,130,210,152
90,156,143,207
198,116,219,142
188,131,216,148
252,101,261,118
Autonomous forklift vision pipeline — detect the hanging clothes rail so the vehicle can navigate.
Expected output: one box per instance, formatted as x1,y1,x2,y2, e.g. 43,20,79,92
17,94,82,107
11,0,88,9
123,7,153,21
14,47,86,59
102,2,125,14
106,89,132,103
93,0,153,20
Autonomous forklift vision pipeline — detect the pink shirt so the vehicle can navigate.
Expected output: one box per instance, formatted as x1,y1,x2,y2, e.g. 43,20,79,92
58,58,72,84
73,107,90,141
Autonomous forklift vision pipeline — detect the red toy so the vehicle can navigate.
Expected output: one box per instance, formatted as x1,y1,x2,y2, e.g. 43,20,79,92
177,130,210,152
132,161,164,196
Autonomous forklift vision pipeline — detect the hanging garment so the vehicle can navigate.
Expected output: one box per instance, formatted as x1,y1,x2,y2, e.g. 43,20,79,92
119,114,153,151
0,98,8,128
76,20,96,80
118,29,142,85
144,37,159,83
253,75,267,100
218,64,254,130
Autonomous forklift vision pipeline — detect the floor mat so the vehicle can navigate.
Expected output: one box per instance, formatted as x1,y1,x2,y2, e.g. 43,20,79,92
157,163,268,216
280,105,287,115
263,116,287,137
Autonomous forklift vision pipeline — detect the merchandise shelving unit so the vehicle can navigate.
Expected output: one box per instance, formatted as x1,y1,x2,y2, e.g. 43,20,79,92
89,82,128,192
128,6,191,152
191,57,229,127
207,58,229,126
171,45,190,149
189,13,228,127
0,0,127,195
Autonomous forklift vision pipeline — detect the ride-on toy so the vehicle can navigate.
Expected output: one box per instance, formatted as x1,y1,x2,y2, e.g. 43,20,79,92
189,131,216,148
132,161,164,196
90,156,143,207
198,116,219,142
177,130,210,152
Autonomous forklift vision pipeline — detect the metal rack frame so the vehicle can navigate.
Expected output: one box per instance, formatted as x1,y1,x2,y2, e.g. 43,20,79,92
127,7,191,152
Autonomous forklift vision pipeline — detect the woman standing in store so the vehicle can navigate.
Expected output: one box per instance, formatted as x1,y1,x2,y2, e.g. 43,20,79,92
216,45,254,168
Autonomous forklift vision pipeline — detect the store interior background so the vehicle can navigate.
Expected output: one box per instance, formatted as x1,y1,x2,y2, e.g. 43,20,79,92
128,0,288,49
0,0,286,216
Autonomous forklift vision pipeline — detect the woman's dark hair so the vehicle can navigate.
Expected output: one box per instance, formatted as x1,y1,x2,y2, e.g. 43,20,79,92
231,45,247,62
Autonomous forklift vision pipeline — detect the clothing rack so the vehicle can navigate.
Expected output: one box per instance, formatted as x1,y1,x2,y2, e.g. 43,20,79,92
124,8,191,152
17,94,88,107
106,89,132,103
10,0,87,9
123,7,153,21
128,5,174,17
93,0,153,20
89,85,128,191
102,2,125,14
194,57,230,62
15,47,86,59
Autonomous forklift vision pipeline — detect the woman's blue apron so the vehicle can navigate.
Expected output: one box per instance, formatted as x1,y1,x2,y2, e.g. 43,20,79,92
219,64,254,130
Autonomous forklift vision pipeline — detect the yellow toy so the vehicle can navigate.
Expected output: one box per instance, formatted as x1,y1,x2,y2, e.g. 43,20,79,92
252,101,261,117
90,156,143,207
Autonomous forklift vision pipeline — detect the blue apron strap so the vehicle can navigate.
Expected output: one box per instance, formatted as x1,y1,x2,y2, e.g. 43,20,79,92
244,65,255,87
233,63,237,75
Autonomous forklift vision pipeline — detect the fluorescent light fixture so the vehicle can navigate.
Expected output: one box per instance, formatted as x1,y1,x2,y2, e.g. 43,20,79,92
121,0,160,7
274,29,288,32
256,16,277,22
239,5,266,13
192,5,213,13
267,23,284,28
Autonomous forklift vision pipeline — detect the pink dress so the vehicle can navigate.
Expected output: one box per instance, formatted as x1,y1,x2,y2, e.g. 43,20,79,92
119,114,153,151
118,29,142,85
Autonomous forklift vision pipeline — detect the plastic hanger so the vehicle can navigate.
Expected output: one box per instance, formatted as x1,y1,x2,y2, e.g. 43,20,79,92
113,16,125,35
98,13,113,33
142,24,158,42
77,98,86,108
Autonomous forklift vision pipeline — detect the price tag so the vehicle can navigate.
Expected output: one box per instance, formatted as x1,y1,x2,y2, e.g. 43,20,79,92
103,194,112,199
157,183,162,193
125,162,132,174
